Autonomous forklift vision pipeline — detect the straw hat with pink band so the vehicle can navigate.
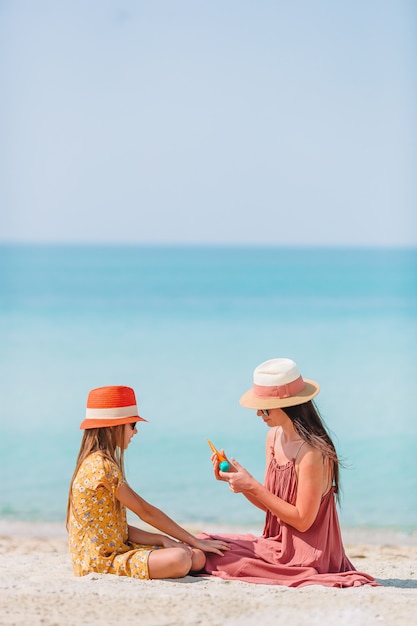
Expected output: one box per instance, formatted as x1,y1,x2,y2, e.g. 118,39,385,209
239,358,320,410
80,386,148,429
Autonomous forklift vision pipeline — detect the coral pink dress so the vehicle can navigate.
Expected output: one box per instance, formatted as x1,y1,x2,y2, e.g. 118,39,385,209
199,441,378,587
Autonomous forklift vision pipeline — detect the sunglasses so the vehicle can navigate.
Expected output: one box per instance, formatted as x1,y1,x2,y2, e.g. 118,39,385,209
130,422,137,430
260,409,269,417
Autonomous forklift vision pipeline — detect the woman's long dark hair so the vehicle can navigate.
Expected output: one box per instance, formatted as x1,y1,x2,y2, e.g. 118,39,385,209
282,401,341,502
66,425,126,530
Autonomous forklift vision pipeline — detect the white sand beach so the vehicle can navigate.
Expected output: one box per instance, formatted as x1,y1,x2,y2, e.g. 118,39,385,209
0,521,416,626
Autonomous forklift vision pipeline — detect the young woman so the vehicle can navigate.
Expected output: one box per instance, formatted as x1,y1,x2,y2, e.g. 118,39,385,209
198,357,378,588
67,385,229,580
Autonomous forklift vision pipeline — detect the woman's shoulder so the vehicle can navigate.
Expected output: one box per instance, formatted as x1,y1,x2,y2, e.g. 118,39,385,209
296,442,325,466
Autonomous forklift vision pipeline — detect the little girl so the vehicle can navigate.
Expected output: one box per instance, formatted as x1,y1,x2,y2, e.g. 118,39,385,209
67,385,228,579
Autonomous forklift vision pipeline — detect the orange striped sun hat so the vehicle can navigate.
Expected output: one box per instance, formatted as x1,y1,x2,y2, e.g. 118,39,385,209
80,386,148,429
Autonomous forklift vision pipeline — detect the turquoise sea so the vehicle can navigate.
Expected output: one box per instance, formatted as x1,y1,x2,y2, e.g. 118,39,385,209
0,245,416,532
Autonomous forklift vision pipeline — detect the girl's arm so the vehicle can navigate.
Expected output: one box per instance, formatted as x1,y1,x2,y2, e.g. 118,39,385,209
127,524,179,548
116,482,229,555
222,447,327,533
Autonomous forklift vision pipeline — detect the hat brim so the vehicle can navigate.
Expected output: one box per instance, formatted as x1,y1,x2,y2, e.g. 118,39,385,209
80,415,148,430
239,378,320,409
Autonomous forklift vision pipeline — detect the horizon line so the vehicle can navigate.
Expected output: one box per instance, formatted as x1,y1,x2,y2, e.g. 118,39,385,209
0,241,416,251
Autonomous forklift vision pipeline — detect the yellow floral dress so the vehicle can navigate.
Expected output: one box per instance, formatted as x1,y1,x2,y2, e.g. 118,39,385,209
68,451,158,579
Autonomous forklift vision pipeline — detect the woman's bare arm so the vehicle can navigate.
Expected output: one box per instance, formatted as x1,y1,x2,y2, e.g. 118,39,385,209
222,447,326,532
238,429,276,512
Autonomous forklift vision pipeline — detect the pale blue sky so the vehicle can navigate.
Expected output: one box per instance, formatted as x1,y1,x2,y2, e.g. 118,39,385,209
1,0,416,245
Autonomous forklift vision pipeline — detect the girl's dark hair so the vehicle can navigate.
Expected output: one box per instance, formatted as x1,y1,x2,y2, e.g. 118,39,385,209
281,401,341,501
66,425,126,529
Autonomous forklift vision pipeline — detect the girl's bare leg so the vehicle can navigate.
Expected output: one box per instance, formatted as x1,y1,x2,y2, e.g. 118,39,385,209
190,548,206,572
148,546,194,579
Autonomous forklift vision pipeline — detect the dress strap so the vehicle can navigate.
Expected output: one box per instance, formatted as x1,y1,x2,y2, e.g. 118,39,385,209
270,427,280,457
294,440,307,462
